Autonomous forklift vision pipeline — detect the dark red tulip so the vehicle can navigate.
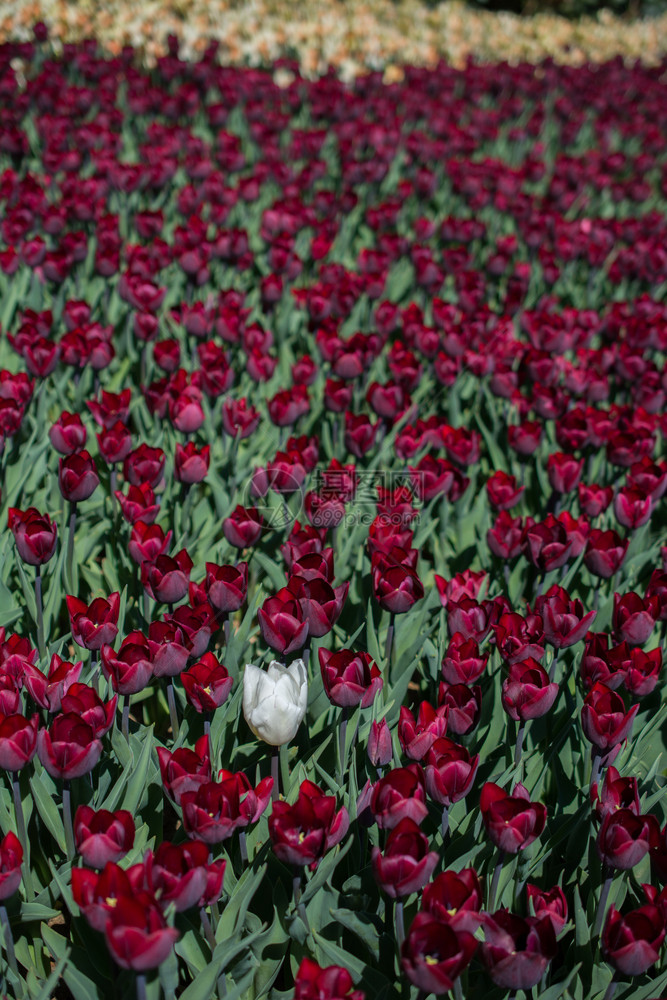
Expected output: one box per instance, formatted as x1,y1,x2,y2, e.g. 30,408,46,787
526,884,569,936
420,868,483,932
521,515,572,572
287,576,348,638
145,840,210,912
597,809,661,870
101,631,153,695
87,390,131,429
486,470,525,511
602,905,665,976
581,682,639,752
8,507,57,566
157,735,211,806
174,442,210,484
268,779,349,870
591,765,640,821
371,817,439,898
116,483,159,525
49,412,87,454
441,633,488,685
182,772,273,844
537,584,596,649
293,958,365,1000
493,611,545,665
37,713,102,780
141,549,193,604
319,648,382,709
344,413,378,458
258,590,309,655
60,683,117,738
205,561,248,614
579,633,628,691
74,805,135,868
66,593,120,650
480,782,547,854
0,712,39,771
104,892,180,971
370,763,429,829
501,659,559,721
438,683,482,736
181,654,233,713
223,506,264,548
0,831,23,899
547,452,583,494
482,910,557,990
128,522,172,564
401,912,477,994
397,702,449,762
613,591,659,646
614,485,653,530
368,719,393,768
23,654,83,712
123,444,166,488
584,529,629,580
487,511,523,560
424,737,479,807
578,482,614,519
372,556,423,615
221,398,261,439
58,451,99,502
97,421,133,466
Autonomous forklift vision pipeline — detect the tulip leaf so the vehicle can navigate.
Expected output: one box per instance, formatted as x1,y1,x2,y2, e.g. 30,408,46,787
329,907,381,960
41,922,104,1000
29,772,66,853
121,725,155,814
216,860,268,938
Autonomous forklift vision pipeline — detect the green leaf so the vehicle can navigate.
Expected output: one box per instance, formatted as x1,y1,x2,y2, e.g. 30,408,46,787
30,772,66,852
121,726,155,815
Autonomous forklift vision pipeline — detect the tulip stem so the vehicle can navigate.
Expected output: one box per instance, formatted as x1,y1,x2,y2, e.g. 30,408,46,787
271,750,280,802
200,906,216,950
337,708,348,783
12,774,34,900
602,979,617,1000
514,723,525,768
293,871,310,933
122,697,130,742
167,681,179,740
204,711,211,740
548,647,559,683
0,905,19,985
66,501,77,590
441,805,449,842
589,749,602,794
453,980,464,1000
394,899,405,950
384,613,395,670
594,868,613,938
62,780,75,861
136,973,147,1000
239,831,248,867
488,852,505,913
34,570,46,663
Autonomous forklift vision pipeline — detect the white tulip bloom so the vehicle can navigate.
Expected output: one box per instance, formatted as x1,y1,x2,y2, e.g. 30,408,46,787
242,658,308,746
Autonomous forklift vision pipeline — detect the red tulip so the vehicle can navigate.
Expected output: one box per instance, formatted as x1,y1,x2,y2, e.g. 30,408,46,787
74,805,135,868
482,910,557,990
319,648,382,709
602,905,665,976
0,831,23,899
480,782,547,854
268,779,349,870
371,817,439,898
8,507,57,566
293,958,365,1000
401,912,477,994
37,713,102,780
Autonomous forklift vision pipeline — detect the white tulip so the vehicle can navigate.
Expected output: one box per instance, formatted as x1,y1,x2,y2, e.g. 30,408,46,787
242,658,308,746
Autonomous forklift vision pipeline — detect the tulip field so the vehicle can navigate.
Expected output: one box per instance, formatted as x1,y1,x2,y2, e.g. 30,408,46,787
1,26,667,1000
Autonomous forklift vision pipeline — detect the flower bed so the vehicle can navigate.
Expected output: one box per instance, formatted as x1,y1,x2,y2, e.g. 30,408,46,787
0,31,666,1000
